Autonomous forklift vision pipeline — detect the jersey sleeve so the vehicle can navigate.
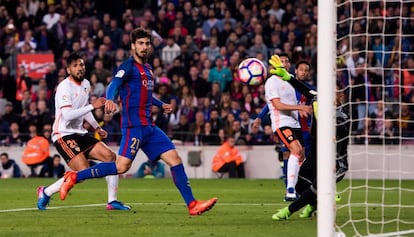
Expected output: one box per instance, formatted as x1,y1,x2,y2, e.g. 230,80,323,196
265,76,280,101
106,61,129,101
55,82,72,108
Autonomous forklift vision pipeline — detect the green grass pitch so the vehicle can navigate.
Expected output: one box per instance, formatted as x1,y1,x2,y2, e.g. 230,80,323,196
0,178,413,237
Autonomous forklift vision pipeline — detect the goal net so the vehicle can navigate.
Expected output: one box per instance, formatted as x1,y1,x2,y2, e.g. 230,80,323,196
333,0,414,236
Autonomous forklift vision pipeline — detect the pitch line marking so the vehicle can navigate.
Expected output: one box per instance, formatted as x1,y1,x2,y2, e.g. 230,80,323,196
0,202,282,213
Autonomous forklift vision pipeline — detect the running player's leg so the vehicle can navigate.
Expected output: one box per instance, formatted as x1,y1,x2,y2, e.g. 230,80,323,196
60,127,139,200
38,136,90,209
88,141,130,210
143,126,217,215
276,128,305,201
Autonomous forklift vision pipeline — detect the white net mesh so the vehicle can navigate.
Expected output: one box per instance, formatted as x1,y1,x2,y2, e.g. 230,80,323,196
335,0,414,236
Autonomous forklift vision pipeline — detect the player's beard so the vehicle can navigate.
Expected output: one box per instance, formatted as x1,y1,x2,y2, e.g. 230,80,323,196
72,70,84,82
135,49,148,63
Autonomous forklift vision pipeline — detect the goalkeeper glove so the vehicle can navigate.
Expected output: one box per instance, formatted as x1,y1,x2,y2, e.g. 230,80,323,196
268,55,292,81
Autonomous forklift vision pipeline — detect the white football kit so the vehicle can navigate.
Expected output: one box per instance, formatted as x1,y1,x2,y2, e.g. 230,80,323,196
52,77,97,142
264,75,300,132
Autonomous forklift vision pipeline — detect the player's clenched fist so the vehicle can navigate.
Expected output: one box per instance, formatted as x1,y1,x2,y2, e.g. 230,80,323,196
162,103,174,114
105,100,117,114
92,97,106,109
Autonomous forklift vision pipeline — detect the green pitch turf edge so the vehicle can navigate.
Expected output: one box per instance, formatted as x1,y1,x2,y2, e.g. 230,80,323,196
0,178,413,237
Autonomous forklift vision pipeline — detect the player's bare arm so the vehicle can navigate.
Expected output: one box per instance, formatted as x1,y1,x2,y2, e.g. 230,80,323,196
271,98,312,114
92,97,106,109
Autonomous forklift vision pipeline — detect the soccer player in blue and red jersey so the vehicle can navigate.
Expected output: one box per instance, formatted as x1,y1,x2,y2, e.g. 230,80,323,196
60,28,217,215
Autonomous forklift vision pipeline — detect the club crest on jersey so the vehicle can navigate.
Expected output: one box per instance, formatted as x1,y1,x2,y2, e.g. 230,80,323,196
115,69,125,78
62,95,69,102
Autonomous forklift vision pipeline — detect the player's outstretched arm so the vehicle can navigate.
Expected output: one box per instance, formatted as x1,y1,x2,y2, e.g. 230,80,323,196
286,78,317,101
268,55,317,101
105,77,123,114
253,104,269,129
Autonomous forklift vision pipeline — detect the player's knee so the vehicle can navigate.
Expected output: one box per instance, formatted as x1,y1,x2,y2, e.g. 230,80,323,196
100,150,116,162
108,151,116,161
116,163,131,174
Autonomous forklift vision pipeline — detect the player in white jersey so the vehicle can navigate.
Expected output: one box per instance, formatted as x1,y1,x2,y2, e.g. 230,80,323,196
36,52,130,211
263,57,313,201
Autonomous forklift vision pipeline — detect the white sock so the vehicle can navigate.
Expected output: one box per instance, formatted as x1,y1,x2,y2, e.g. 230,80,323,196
106,175,119,203
44,178,64,197
286,154,300,190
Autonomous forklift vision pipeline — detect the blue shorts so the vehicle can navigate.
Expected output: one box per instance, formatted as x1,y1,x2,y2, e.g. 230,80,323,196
118,126,175,161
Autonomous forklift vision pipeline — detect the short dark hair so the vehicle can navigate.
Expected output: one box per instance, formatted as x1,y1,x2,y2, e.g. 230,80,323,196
130,27,152,44
278,52,290,61
66,52,84,66
295,60,311,70
0,152,8,158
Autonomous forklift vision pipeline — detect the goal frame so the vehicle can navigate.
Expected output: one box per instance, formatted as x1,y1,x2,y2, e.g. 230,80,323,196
317,0,337,236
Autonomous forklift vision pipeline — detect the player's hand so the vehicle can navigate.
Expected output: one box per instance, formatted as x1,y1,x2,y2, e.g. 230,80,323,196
92,97,106,109
96,127,108,139
268,55,291,81
162,103,174,114
298,105,313,118
105,100,117,114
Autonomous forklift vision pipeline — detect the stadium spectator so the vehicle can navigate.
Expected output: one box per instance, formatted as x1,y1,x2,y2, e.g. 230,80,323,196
90,58,112,85
39,154,65,178
202,37,220,63
381,116,400,145
3,121,28,146
161,36,181,67
202,8,220,38
92,44,113,69
152,105,169,133
400,103,414,139
353,116,381,145
188,111,205,145
231,119,248,145
21,131,50,177
200,121,221,145
34,22,56,52
212,135,245,178
0,66,16,106
135,159,165,179
208,57,232,92
42,4,60,31
89,73,105,97
171,113,191,144
2,101,20,125
16,30,37,51
0,152,21,178
101,113,121,145
239,110,254,134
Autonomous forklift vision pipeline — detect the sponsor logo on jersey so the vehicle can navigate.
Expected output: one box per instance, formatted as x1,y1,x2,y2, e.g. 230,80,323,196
142,78,154,90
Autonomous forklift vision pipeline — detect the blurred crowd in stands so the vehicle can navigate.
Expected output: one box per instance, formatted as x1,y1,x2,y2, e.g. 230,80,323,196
0,0,413,150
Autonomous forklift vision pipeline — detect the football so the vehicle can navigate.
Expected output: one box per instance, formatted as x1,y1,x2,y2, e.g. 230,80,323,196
237,58,267,86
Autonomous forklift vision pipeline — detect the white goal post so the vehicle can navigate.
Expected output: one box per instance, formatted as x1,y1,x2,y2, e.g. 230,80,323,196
317,0,337,236
318,0,414,236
